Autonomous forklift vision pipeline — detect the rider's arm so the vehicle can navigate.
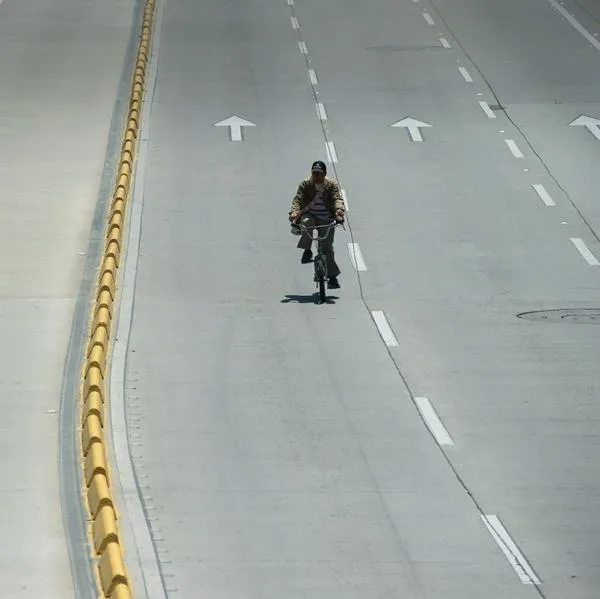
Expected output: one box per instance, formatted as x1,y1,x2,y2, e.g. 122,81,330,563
330,181,345,219
289,181,306,218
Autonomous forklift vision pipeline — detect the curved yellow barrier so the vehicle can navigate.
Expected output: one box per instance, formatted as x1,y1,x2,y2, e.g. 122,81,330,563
80,0,156,596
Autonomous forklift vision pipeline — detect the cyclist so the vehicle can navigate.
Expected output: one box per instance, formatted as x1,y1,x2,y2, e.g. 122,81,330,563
288,160,345,289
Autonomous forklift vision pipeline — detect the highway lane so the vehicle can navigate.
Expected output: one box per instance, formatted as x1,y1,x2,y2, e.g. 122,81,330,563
0,0,137,595
123,0,600,597
296,0,600,596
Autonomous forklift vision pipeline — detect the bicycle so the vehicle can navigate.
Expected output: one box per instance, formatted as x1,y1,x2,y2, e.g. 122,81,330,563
297,220,344,304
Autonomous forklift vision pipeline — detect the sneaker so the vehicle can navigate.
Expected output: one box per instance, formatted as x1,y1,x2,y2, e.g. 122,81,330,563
301,249,313,264
328,276,340,289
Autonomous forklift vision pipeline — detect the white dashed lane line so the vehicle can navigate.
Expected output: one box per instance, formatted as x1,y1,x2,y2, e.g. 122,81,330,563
290,16,299,29
422,12,435,25
439,37,451,49
478,101,496,119
326,141,338,163
371,311,399,347
571,237,600,265
415,397,454,446
481,515,541,585
347,243,367,271
316,102,327,121
505,139,524,158
341,189,349,211
298,41,308,54
308,68,318,85
458,67,473,82
532,184,556,207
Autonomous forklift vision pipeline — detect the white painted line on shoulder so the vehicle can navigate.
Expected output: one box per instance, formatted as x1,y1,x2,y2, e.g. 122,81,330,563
372,311,399,347
316,102,327,120
478,101,496,119
326,141,338,163
415,397,454,446
547,0,600,53
290,16,299,29
308,69,318,85
505,139,524,158
347,243,367,271
481,515,541,584
533,184,556,206
440,37,451,49
570,237,600,265
298,41,308,54
423,12,435,25
341,189,349,211
458,67,473,82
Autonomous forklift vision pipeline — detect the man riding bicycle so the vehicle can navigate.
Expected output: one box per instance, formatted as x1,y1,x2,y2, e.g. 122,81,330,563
289,160,345,289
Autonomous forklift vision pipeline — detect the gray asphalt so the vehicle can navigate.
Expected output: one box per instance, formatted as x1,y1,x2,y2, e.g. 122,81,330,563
0,0,136,596
125,0,600,596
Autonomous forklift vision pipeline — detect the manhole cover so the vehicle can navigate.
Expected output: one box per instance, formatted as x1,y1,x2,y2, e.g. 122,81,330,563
517,309,600,324
366,45,444,53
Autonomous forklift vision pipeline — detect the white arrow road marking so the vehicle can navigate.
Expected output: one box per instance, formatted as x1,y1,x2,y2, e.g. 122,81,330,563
571,238,600,265
372,311,399,346
533,184,556,206
347,243,367,271
458,67,473,82
481,515,541,584
391,117,432,142
569,115,600,140
214,115,256,141
415,397,454,446
479,101,496,118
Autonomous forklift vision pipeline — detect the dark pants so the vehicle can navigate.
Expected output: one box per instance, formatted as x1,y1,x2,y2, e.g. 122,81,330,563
297,214,341,278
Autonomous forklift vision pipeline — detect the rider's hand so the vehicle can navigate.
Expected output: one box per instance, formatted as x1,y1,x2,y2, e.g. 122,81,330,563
335,209,345,222
289,212,299,223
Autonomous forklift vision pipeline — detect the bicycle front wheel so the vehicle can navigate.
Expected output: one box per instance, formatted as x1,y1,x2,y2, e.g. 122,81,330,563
314,255,327,304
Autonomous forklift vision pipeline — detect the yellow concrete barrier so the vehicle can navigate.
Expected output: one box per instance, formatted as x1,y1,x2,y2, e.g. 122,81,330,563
87,472,112,519
78,0,157,594
93,504,119,554
98,541,128,596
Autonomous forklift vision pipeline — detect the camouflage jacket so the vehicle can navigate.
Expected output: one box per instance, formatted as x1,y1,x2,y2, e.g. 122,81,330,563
289,177,345,218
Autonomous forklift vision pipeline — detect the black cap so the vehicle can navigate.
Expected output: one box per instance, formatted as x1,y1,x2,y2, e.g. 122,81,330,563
311,160,327,173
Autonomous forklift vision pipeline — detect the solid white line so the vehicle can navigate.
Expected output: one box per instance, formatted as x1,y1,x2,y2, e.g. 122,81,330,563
532,184,556,207
326,141,338,163
341,189,349,211
440,37,451,49
422,12,435,25
505,139,524,158
298,41,308,54
415,397,454,446
110,1,167,597
458,66,473,82
347,243,367,271
547,0,600,53
316,102,327,120
570,237,600,265
479,101,496,119
290,16,299,29
481,515,541,584
308,69,318,85
372,311,399,347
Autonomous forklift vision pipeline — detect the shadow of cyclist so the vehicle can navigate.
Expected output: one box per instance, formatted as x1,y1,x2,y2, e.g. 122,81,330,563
281,294,338,305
